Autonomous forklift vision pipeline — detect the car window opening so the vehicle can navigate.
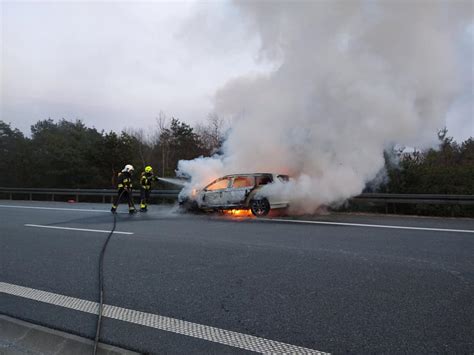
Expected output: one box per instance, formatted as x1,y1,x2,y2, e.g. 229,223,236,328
232,177,255,188
256,176,272,186
206,178,229,191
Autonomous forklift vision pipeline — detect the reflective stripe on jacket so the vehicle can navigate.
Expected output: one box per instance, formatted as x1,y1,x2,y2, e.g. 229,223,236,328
140,172,157,189
117,172,133,189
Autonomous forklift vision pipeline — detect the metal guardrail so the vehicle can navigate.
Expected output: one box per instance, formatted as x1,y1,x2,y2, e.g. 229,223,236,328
0,187,473,205
0,187,180,203
354,193,474,205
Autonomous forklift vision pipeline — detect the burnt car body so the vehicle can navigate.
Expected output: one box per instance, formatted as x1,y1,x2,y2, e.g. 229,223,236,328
179,173,289,217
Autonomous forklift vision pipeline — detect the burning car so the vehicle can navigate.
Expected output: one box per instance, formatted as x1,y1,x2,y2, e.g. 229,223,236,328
179,173,289,217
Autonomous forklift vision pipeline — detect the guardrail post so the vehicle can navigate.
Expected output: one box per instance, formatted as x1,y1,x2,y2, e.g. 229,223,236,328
29,193,32,201
10,192,12,200
102,195,105,203
52,194,54,202
76,194,79,202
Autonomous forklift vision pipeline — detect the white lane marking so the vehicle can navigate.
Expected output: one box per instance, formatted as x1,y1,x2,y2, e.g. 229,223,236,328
259,218,474,234
0,204,128,214
0,282,326,354
24,224,133,235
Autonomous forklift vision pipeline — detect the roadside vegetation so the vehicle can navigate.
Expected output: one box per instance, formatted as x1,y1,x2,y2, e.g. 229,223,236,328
380,128,473,195
0,118,472,216
0,115,224,188
358,129,473,217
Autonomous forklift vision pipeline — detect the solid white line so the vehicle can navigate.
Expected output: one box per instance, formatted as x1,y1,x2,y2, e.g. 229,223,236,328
259,218,474,234
24,224,133,235
0,204,119,213
0,204,132,215
0,282,326,354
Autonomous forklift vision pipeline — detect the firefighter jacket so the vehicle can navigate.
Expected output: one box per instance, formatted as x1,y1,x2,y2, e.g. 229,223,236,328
117,172,133,190
140,172,158,190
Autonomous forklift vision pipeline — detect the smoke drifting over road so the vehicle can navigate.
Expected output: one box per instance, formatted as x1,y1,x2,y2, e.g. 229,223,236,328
178,0,472,213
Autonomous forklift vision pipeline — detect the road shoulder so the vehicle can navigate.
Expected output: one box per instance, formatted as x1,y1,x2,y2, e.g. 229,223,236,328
0,315,139,355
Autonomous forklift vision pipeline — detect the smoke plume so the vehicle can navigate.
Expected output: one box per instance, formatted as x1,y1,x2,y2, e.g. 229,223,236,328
178,0,473,214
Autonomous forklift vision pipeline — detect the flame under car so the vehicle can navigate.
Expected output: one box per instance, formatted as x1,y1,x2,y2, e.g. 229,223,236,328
179,173,289,217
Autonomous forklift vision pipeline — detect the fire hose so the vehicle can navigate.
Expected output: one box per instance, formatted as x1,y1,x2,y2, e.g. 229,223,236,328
92,188,127,355
92,178,181,354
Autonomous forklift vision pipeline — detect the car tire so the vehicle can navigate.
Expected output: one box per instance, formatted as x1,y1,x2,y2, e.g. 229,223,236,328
180,199,199,213
250,198,270,217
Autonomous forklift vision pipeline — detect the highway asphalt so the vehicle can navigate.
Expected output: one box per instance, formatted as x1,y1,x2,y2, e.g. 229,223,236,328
1,200,473,354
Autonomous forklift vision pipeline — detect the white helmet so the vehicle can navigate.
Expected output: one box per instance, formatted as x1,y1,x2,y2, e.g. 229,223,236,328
122,164,134,173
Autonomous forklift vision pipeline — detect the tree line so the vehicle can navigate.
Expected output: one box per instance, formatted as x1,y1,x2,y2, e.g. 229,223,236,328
0,118,472,195
0,115,225,188
379,128,473,195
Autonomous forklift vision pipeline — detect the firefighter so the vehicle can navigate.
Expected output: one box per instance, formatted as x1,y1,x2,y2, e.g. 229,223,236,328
139,165,159,212
111,164,136,214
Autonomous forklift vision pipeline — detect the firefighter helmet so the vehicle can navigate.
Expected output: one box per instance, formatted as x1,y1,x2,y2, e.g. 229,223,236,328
122,164,134,173
145,165,153,173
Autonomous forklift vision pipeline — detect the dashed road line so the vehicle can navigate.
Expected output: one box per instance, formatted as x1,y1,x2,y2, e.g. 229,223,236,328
24,224,133,235
0,282,326,354
259,218,474,234
5,203,470,234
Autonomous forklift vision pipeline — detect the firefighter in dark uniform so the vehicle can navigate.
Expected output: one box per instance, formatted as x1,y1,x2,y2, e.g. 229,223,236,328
139,165,159,212
111,164,136,214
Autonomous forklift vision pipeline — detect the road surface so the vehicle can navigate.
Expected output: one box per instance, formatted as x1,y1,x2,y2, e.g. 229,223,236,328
1,200,473,353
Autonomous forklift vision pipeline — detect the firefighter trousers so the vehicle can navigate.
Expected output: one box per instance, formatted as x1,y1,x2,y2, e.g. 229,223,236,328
140,188,151,210
111,188,135,212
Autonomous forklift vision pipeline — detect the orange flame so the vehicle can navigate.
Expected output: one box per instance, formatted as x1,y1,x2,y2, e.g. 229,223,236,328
222,209,254,218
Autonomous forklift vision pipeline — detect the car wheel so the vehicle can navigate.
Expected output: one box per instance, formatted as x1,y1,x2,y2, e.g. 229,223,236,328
180,199,199,213
250,198,270,217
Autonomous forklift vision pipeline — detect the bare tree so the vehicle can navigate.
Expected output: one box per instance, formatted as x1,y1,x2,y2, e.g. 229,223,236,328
156,111,169,176
123,127,152,167
195,113,226,154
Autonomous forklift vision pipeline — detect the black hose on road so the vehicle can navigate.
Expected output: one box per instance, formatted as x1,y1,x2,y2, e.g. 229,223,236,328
93,211,117,355
93,190,129,354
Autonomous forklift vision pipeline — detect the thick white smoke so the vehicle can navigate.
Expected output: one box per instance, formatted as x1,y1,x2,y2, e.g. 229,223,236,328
178,0,473,214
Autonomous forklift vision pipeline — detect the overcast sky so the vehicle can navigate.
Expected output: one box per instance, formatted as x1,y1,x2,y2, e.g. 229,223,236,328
1,0,273,135
1,0,472,140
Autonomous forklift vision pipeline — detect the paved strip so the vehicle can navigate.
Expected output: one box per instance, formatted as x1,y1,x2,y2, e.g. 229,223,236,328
24,224,134,235
0,282,326,354
0,204,120,213
259,218,474,234
3,204,472,234
0,315,138,354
